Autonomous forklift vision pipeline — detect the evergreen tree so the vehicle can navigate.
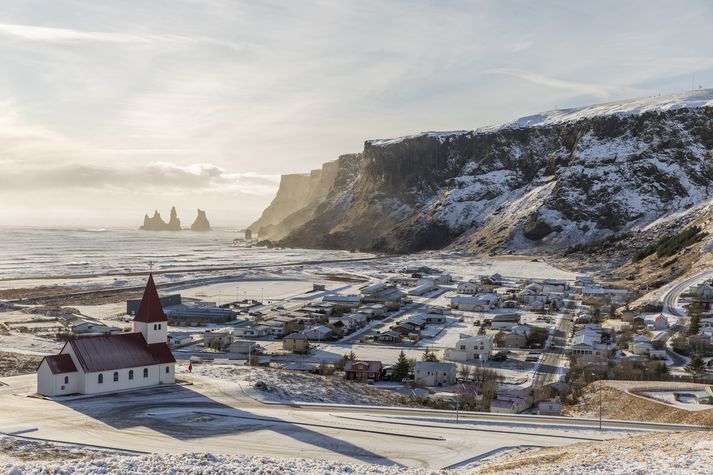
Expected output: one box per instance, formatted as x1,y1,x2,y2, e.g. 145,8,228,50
422,348,438,362
393,350,411,382
686,355,705,378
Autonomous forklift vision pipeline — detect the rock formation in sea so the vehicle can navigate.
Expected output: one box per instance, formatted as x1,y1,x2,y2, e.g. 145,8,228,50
140,206,182,231
190,209,212,231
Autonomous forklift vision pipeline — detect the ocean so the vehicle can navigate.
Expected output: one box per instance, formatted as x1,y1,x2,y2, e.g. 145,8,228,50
0,227,363,281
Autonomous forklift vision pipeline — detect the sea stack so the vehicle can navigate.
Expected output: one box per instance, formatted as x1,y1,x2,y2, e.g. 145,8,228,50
167,206,181,231
140,206,182,231
190,209,212,231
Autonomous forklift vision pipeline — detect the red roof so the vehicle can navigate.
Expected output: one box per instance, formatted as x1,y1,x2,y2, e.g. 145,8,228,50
133,274,167,323
69,332,175,372
41,354,78,374
344,360,382,373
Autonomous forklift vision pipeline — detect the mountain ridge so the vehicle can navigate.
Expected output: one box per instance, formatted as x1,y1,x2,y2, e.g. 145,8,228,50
250,90,713,272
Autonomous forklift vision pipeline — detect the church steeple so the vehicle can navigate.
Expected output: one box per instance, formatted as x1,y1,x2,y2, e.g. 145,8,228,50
132,274,168,344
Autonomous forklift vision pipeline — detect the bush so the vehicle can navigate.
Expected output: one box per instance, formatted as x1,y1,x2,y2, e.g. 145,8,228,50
632,226,706,262
564,233,630,256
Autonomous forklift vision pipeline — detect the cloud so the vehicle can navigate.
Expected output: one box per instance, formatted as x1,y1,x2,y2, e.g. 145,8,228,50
0,161,281,196
486,68,625,99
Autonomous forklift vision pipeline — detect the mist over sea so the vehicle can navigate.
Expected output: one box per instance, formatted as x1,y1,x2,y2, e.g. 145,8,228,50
0,227,360,280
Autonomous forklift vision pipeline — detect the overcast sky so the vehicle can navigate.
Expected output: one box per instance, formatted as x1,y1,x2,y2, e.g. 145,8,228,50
1,0,712,227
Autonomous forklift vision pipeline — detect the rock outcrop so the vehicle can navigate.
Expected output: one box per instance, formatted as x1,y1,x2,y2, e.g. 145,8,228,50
190,209,212,231
254,90,713,256
140,206,182,231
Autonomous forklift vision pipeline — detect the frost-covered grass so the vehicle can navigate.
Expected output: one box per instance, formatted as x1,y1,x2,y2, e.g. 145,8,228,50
5,431,713,474
182,364,406,406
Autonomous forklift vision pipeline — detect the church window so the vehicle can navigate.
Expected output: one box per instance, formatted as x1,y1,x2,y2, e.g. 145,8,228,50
143,368,149,378
64,376,69,384
129,370,134,380
113,371,119,382
165,366,169,374
98,374,103,384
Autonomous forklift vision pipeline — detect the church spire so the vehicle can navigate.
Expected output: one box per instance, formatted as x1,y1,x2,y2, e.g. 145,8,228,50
133,274,167,323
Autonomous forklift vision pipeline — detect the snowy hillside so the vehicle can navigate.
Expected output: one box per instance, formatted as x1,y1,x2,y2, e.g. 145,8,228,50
258,89,713,261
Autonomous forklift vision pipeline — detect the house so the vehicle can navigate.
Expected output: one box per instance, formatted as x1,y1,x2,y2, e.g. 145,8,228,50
228,339,256,356
480,273,503,286
375,330,403,343
408,278,437,296
360,283,406,307
423,313,446,325
37,274,175,397
645,314,668,331
445,334,493,362
575,275,595,287
303,325,333,341
358,304,387,319
503,332,527,348
424,273,452,285
490,389,532,414
537,400,563,416
649,349,667,360
234,324,270,338
691,283,713,300
569,328,611,359
490,313,521,330
457,282,479,295
167,332,192,348
203,328,234,349
70,321,120,335
322,294,362,310
283,332,309,353
344,360,382,382
450,294,498,312
542,279,569,293
414,361,456,387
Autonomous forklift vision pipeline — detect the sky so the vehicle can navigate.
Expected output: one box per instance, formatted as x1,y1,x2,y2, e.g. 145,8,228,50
1,0,712,228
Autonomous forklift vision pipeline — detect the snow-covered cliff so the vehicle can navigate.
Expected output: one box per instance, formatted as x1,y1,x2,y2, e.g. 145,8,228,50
258,90,713,255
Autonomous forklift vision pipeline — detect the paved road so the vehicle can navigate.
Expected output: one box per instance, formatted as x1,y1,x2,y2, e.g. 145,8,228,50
659,269,713,367
531,313,572,388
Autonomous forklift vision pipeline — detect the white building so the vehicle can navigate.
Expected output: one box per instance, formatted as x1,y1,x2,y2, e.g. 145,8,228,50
37,275,176,397
445,334,493,362
408,278,437,296
414,361,456,387
450,294,498,312
456,282,479,295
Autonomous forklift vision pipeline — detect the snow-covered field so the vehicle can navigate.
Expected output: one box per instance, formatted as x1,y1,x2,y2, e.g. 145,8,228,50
181,364,404,406
4,430,713,474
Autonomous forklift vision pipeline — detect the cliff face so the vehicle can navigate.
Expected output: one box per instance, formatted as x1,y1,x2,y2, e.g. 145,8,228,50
259,90,713,256
140,206,182,231
248,159,344,241
190,209,211,231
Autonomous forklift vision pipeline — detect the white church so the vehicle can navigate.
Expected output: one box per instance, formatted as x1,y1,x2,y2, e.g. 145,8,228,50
37,274,176,396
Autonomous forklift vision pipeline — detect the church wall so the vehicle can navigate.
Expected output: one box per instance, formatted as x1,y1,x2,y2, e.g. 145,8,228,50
83,364,166,394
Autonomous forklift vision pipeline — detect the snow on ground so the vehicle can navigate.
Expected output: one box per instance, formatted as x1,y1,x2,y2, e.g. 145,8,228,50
474,430,713,474
5,430,713,474
180,364,404,406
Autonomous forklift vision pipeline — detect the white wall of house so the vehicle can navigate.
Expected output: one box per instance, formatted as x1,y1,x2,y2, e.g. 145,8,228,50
36,362,80,397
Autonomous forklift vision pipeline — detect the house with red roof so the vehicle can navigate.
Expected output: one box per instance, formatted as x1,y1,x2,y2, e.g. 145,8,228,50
36,274,176,397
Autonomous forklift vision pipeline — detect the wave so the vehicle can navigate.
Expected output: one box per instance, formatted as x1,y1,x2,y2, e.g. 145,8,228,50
83,228,109,233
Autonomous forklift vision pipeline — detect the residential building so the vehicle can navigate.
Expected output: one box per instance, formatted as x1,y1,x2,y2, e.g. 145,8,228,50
490,313,521,330
167,332,192,348
408,278,437,296
457,282,478,295
450,293,498,312
344,360,382,382
283,332,309,354
445,334,493,362
414,361,456,387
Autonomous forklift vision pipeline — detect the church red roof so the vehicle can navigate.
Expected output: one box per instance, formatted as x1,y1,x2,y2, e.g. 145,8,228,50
133,274,167,323
69,333,175,372
41,354,78,374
